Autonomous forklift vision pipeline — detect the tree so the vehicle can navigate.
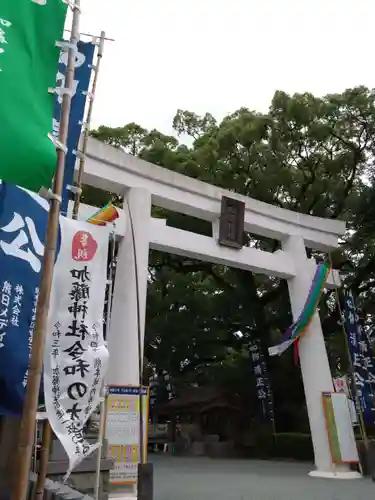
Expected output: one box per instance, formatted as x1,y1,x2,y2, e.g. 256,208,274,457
89,85,375,429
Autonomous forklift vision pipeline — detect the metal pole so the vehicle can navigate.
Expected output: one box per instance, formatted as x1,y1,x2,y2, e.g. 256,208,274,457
94,230,116,500
11,4,81,500
72,31,106,220
64,29,114,42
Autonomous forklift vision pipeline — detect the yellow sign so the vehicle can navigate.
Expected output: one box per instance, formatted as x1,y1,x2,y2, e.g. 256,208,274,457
105,386,149,485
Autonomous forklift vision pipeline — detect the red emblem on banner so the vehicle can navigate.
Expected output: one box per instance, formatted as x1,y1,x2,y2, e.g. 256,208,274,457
72,231,98,261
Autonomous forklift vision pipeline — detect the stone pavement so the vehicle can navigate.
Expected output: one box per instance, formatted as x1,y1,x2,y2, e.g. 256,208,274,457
151,455,374,500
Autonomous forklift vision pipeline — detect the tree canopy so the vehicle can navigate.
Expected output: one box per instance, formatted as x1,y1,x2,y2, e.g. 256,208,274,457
87,86,375,431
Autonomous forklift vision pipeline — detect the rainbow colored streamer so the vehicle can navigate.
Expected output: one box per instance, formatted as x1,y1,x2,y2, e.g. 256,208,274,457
268,263,330,357
87,202,119,226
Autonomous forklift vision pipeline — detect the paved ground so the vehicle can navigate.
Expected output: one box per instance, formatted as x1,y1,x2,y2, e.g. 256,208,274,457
151,455,374,500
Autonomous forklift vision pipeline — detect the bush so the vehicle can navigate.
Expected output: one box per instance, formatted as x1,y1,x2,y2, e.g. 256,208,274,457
243,427,314,461
271,432,313,461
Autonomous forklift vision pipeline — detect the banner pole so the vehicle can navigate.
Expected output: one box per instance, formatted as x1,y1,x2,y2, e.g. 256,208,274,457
35,18,96,500
328,253,369,472
94,229,116,500
336,289,369,468
72,31,106,221
33,419,52,500
64,29,114,42
11,3,81,500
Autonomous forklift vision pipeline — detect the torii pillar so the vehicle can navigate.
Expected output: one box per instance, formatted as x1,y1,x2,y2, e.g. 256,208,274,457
283,235,360,479
107,187,151,387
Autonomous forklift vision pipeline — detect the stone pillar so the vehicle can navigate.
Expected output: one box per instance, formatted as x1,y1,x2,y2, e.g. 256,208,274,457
107,187,151,386
283,235,360,479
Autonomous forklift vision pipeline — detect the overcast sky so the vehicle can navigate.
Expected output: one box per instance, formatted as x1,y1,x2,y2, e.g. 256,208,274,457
71,0,375,135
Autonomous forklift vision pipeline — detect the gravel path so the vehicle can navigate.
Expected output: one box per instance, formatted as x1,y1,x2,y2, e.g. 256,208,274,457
151,455,374,500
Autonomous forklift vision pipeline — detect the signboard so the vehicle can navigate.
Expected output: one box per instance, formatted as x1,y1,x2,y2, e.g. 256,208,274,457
105,385,149,485
218,196,245,249
322,392,359,464
44,219,109,475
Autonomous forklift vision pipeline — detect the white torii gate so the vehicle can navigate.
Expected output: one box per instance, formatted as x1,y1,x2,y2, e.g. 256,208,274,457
76,137,360,479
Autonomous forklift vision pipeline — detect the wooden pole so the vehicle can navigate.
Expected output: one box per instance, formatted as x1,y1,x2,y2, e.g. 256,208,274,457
33,420,52,500
94,230,116,500
11,4,81,500
33,20,102,500
35,30,106,499
72,31,106,220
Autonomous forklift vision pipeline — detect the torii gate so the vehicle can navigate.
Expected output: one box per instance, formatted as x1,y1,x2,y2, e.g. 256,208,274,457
77,137,360,479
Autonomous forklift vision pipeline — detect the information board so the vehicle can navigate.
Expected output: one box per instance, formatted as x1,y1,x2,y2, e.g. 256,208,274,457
322,392,359,465
105,385,149,485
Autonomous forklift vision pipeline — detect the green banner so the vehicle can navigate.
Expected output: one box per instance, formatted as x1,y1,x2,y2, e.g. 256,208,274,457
0,0,67,192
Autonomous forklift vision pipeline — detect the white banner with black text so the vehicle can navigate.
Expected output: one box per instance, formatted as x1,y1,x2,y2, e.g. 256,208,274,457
44,218,109,475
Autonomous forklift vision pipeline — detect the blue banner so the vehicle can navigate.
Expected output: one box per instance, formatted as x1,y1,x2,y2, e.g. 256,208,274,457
250,341,274,421
343,291,375,424
149,369,175,409
53,41,95,216
0,182,61,415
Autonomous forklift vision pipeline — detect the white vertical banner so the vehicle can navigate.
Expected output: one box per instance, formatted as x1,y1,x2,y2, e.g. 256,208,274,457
333,376,358,425
44,218,109,475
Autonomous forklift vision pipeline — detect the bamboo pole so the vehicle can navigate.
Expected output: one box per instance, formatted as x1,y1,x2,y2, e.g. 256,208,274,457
11,4,81,500
33,420,52,500
34,29,104,497
72,31,106,221
94,230,116,500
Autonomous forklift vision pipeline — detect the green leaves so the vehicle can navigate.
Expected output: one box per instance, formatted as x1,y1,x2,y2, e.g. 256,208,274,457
173,109,217,139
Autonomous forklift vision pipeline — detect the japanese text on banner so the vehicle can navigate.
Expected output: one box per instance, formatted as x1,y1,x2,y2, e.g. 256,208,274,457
0,184,53,416
343,291,375,424
53,41,95,215
44,221,109,474
249,341,274,422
